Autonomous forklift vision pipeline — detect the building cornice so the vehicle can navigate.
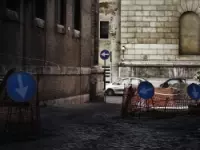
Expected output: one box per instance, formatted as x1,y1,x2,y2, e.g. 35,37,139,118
119,61,200,67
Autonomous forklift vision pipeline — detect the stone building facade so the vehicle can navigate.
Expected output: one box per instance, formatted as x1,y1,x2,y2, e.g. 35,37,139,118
0,0,103,104
99,0,200,81
99,0,121,82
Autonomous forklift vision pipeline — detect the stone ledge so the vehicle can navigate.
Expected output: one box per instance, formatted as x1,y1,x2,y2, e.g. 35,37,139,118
41,66,91,75
57,24,66,34
73,29,80,39
0,66,93,75
40,94,89,106
91,65,104,74
34,18,45,29
119,61,200,67
6,9,19,21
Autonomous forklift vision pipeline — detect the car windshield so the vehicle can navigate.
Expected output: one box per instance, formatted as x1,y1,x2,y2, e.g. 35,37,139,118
168,79,180,85
121,78,130,85
113,78,130,85
167,79,186,83
140,78,146,81
113,78,122,84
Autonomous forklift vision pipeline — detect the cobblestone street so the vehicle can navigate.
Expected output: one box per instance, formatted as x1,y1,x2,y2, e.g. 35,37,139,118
0,102,200,150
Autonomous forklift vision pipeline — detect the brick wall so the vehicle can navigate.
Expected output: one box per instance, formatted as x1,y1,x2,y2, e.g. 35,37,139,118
121,0,200,62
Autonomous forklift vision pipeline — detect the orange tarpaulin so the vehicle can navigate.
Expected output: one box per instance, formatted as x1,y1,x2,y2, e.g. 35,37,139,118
122,86,190,113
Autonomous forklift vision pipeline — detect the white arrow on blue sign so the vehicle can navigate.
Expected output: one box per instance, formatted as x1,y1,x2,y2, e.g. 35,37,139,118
187,83,200,100
6,72,37,102
100,49,110,60
138,81,154,100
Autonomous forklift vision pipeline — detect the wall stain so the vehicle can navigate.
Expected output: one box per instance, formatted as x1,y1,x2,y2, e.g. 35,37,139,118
99,2,109,8
99,2,118,15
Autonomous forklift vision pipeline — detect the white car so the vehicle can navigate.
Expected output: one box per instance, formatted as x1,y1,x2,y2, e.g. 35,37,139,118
105,77,146,96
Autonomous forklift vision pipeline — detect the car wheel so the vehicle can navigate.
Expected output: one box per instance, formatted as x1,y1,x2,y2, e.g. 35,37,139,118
106,89,115,96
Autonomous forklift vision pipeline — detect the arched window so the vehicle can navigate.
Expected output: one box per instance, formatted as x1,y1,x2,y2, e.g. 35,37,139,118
180,12,200,54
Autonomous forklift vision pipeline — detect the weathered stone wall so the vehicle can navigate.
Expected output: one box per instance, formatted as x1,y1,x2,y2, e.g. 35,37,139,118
0,0,103,104
120,0,200,78
119,66,200,78
99,0,121,82
92,0,100,66
121,0,200,61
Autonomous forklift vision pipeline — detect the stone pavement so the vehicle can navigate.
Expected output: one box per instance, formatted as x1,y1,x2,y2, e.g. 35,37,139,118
0,102,200,149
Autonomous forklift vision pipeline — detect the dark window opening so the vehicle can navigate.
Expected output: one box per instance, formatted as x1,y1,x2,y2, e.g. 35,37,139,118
6,0,20,12
35,0,45,20
100,21,109,39
74,0,80,30
57,0,66,25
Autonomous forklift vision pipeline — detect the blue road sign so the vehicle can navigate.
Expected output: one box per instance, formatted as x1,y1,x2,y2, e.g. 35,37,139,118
138,81,154,100
187,83,200,100
100,49,110,60
6,72,37,102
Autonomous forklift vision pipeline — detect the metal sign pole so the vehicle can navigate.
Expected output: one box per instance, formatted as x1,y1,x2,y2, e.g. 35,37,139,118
110,52,112,83
104,60,106,90
100,49,110,104
104,60,106,103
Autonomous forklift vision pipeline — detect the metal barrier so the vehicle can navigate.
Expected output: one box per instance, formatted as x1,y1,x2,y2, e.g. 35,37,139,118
121,86,193,118
0,68,40,133
102,66,110,90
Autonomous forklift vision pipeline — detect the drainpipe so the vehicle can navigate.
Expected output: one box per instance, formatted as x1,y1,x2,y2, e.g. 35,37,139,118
80,0,82,103
22,0,26,71
95,0,99,65
44,0,47,69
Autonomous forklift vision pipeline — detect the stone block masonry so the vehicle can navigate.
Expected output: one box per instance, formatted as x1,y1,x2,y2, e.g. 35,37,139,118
121,0,200,62
0,0,103,105
119,0,200,78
